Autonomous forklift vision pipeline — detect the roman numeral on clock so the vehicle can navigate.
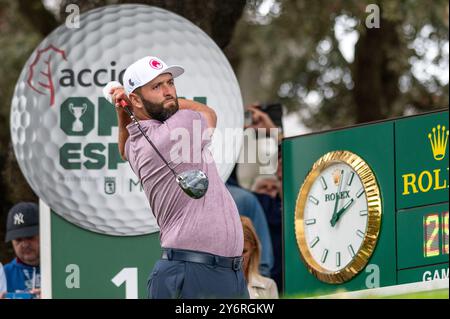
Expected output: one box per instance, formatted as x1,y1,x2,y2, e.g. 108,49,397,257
310,237,319,248
348,244,355,258
356,230,365,239
347,172,355,186
320,176,327,190
356,188,365,198
321,249,328,263
309,196,319,205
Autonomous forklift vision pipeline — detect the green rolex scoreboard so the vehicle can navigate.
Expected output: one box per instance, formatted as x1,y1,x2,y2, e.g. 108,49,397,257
282,110,449,296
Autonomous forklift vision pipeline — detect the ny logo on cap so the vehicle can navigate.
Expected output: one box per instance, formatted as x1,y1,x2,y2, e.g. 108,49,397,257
14,213,25,225
150,58,162,70
128,78,135,87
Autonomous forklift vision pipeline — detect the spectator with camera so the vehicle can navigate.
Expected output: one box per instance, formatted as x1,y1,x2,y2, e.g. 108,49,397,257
226,101,283,278
244,103,283,140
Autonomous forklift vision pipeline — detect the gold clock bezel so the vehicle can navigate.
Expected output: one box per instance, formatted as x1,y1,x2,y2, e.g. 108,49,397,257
294,150,382,284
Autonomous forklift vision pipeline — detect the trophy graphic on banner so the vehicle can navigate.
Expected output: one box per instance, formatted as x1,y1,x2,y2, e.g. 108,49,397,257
69,103,87,132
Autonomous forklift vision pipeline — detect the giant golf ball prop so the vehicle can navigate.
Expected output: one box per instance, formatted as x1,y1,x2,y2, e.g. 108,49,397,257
10,4,243,236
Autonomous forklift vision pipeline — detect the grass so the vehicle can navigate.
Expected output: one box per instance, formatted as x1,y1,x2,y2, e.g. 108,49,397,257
283,288,449,299
382,289,449,299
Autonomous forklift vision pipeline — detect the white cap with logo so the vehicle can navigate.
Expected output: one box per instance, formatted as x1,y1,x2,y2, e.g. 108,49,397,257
123,56,184,96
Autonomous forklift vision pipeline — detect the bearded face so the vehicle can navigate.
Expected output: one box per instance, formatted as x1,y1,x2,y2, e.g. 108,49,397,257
140,93,179,122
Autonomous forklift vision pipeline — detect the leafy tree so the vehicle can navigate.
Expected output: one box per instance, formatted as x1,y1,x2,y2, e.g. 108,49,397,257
230,0,449,129
0,0,43,261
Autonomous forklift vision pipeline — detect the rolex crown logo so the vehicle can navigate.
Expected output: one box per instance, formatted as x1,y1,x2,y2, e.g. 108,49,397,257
428,124,449,161
332,169,341,186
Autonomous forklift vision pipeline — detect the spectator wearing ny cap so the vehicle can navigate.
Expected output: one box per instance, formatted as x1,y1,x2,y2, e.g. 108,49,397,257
2,202,41,298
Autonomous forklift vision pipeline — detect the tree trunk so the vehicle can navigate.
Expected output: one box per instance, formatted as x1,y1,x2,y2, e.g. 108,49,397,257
353,19,402,123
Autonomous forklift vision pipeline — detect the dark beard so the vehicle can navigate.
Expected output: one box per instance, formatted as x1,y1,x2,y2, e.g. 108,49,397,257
142,96,179,122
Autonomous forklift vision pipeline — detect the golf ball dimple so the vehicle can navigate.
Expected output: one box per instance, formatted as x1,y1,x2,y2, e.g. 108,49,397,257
11,4,243,236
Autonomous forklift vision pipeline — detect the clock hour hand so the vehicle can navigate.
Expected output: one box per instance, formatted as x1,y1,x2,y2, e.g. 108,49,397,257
330,169,344,227
331,198,355,226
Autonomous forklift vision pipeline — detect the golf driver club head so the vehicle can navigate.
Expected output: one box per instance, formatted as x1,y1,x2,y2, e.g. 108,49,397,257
176,170,209,199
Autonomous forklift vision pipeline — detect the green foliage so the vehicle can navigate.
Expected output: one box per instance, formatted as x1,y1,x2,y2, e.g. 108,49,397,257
0,0,42,263
232,0,449,129
0,1,42,194
384,288,449,299
0,1,42,144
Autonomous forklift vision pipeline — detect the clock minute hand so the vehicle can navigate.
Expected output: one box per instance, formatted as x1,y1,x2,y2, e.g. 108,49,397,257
330,170,344,227
331,198,355,226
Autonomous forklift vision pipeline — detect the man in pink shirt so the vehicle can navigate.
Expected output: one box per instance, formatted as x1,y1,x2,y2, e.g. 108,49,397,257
111,56,248,299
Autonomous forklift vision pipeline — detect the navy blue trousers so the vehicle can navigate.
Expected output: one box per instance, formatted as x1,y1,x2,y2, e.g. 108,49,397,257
147,258,249,299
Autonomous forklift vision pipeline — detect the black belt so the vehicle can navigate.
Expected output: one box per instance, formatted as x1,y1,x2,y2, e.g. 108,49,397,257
161,248,243,271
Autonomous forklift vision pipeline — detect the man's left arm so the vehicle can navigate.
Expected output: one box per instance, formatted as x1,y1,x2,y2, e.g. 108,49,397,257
178,98,217,131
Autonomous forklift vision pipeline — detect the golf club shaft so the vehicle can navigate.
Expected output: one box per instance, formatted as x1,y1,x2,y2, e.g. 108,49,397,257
120,101,179,179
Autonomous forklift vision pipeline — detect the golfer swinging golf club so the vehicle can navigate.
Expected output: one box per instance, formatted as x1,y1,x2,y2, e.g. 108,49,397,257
106,56,248,299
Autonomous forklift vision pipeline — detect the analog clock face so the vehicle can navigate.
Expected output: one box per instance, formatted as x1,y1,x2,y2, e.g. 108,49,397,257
303,162,368,272
295,151,382,284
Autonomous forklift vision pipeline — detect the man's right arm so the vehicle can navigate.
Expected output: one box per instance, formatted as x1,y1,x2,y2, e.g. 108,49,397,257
117,107,131,161
111,87,132,161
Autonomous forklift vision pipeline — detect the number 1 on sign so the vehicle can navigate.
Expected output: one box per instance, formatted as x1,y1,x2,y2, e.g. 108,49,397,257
111,268,138,299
